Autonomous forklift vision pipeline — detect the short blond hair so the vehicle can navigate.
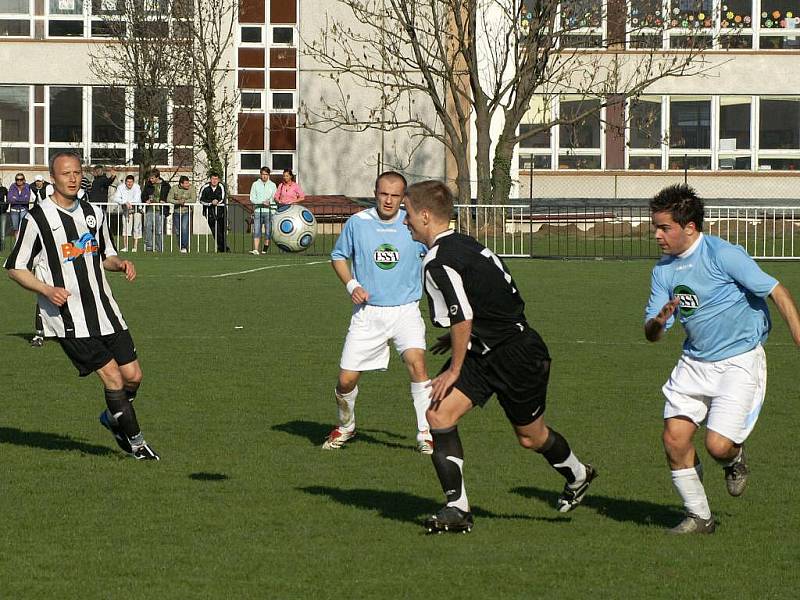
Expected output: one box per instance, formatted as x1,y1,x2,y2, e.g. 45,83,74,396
405,180,453,222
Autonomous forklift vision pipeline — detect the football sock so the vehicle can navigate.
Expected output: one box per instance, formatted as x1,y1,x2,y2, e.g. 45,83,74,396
431,426,469,512
335,386,358,432
536,428,586,485
104,388,141,439
410,380,432,434
124,382,140,403
671,465,711,519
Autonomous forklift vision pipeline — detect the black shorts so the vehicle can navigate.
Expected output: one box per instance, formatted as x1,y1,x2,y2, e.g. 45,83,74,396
58,330,138,377
445,328,551,426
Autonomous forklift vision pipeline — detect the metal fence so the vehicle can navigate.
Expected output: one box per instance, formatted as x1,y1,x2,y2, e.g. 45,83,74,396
3,201,797,260
451,204,800,260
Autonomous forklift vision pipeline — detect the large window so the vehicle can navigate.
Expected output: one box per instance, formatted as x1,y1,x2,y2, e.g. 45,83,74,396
760,0,800,49
92,87,125,143
48,0,84,37
0,85,29,142
559,96,602,169
628,96,663,169
560,0,604,47
49,86,83,144
0,0,31,37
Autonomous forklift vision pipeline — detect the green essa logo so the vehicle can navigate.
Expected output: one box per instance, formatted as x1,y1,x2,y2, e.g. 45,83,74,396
374,244,400,270
673,284,700,317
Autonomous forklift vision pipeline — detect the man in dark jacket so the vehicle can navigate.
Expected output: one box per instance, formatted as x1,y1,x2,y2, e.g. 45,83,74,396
88,165,117,204
0,178,7,251
141,169,171,252
198,173,229,252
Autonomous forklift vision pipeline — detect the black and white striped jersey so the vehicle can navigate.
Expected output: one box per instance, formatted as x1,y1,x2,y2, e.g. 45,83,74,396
3,197,127,338
422,230,527,354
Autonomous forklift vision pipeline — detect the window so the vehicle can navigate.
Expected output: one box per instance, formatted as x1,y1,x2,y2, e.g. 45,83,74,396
627,95,663,169
241,25,262,44
271,153,293,171
668,0,713,48
669,97,710,149
271,92,294,111
518,96,553,170
720,0,753,48
92,87,125,143
241,91,263,110
0,85,29,142
759,97,800,149
558,96,602,169
719,96,751,170
240,152,262,171
629,0,664,48
272,26,293,45
1,0,30,37
48,0,84,38
560,0,603,48
760,0,800,49
0,147,30,163
50,86,83,143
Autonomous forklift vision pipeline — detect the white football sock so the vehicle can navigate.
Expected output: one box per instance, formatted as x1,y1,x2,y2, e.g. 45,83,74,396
335,386,358,432
671,466,711,519
410,380,432,436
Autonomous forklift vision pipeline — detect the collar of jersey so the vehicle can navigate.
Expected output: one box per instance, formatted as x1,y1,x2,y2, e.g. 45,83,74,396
432,229,455,245
677,233,704,259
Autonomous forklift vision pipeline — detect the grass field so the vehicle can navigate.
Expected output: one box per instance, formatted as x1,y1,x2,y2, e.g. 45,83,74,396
1,252,798,599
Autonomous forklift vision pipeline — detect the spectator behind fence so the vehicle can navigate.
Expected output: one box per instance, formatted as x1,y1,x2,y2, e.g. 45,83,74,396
80,166,91,194
274,169,304,206
249,166,277,255
198,173,229,253
8,172,32,241
0,179,7,251
167,175,195,253
31,175,50,204
114,175,143,252
89,165,117,204
141,169,171,252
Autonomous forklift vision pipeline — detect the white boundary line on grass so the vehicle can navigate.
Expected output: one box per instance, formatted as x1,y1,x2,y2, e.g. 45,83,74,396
206,259,331,278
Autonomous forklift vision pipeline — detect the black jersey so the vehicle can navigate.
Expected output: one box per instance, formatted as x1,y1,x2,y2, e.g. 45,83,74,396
422,230,528,354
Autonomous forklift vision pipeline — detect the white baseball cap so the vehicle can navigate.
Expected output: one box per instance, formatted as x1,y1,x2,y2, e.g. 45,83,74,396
35,175,44,181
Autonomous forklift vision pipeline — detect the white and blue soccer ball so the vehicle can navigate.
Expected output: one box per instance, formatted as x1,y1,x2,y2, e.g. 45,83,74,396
271,204,317,252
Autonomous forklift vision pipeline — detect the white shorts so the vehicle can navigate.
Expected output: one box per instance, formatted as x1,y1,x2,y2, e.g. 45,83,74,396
340,301,426,372
124,210,143,237
662,345,767,444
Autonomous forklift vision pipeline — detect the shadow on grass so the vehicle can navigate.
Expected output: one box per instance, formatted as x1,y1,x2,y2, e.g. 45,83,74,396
299,486,571,525
0,426,114,456
272,420,410,450
511,486,684,527
189,472,229,482
6,332,34,342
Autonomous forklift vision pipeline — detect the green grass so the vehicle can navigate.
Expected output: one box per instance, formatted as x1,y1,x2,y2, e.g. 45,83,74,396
1,253,798,598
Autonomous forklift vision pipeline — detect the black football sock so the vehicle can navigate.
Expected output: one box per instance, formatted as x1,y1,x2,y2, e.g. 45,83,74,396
536,428,585,485
431,426,469,512
124,381,140,403
104,388,141,439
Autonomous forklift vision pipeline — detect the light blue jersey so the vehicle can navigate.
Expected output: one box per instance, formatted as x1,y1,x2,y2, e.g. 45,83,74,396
645,234,778,361
331,207,426,307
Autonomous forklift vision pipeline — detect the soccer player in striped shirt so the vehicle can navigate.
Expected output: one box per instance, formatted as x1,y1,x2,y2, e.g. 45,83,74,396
403,181,596,533
4,151,159,460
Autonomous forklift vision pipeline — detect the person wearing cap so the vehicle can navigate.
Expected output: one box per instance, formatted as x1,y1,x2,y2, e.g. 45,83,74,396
30,175,50,204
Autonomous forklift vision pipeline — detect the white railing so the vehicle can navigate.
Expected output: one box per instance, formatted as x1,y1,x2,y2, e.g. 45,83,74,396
452,204,800,259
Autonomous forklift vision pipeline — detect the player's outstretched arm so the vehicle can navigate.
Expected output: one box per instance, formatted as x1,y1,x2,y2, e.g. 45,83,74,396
103,256,136,281
644,298,680,342
7,268,70,306
769,283,800,347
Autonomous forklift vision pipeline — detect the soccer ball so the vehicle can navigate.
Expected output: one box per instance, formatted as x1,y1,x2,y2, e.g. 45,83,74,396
271,204,317,252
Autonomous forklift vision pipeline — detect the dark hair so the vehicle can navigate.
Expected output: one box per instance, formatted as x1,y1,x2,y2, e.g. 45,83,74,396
209,172,220,179
405,180,454,222
48,150,82,176
260,166,271,174
150,168,161,178
282,169,295,181
93,164,104,171
179,175,190,184
650,184,704,231
375,170,407,192
125,174,135,182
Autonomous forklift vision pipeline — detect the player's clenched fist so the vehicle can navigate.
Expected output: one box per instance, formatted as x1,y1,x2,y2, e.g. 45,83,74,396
46,286,71,307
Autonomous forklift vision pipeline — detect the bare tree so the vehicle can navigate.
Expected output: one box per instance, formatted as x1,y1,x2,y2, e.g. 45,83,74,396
88,0,185,181
302,0,713,205
89,0,238,183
